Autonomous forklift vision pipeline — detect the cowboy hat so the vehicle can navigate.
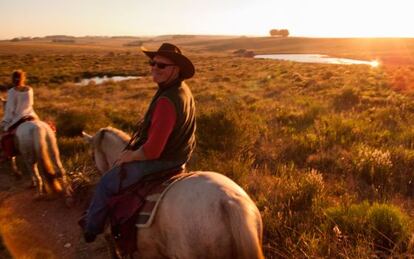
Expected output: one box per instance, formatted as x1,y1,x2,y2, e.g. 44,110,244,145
141,43,195,79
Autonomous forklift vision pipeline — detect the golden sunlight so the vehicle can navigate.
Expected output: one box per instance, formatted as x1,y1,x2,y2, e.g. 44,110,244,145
370,60,380,68
287,0,413,38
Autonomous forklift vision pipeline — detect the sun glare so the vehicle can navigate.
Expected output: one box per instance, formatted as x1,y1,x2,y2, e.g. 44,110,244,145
284,0,414,38
370,60,380,68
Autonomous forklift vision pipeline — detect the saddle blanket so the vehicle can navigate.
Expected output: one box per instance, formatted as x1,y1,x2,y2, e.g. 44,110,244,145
1,129,18,157
107,171,192,256
136,172,190,228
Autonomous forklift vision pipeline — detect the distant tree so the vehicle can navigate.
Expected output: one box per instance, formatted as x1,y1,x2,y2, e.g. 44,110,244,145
279,29,289,37
269,29,279,36
269,29,290,37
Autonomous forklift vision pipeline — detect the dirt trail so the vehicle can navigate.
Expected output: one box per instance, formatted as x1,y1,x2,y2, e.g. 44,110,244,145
0,163,109,258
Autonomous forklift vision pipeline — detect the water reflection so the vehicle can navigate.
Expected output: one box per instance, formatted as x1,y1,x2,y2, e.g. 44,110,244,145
255,54,379,67
76,76,140,86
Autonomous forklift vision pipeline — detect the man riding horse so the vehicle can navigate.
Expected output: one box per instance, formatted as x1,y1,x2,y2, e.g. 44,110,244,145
81,43,196,242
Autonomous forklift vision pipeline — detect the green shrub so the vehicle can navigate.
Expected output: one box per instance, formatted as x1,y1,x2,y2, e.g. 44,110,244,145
325,202,411,254
196,105,263,157
325,202,371,238
368,203,411,252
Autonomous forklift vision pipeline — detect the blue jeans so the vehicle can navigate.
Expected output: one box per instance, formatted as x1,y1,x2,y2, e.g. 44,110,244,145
85,160,185,234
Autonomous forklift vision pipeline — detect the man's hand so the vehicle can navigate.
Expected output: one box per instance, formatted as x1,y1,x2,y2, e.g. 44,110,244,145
115,150,136,166
114,148,147,166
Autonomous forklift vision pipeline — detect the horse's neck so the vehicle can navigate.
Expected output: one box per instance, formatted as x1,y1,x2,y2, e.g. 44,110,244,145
97,133,129,171
103,137,127,159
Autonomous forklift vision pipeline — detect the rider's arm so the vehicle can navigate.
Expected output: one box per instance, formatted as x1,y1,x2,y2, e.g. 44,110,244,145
141,97,176,160
1,89,16,128
117,97,176,164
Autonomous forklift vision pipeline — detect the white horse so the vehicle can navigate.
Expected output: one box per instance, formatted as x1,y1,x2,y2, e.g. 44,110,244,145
82,127,264,259
0,97,72,198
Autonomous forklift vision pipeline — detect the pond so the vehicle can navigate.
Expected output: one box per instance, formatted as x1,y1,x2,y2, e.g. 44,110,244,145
76,75,141,86
255,54,379,67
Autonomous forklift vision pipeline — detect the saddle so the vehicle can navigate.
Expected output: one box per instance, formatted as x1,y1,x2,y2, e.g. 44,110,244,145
107,166,188,256
1,130,18,158
0,116,36,158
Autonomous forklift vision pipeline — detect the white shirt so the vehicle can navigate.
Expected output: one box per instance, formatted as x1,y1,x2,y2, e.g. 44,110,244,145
1,86,39,131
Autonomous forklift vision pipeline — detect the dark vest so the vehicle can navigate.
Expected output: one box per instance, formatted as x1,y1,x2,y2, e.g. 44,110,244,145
128,80,196,163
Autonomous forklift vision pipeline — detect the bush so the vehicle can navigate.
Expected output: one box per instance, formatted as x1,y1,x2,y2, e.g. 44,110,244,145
278,133,318,166
279,168,324,211
325,202,371,238
56,110,89,137
196,105,263,157
368,203,411,252
332,87,360,111
106,110,137,132
305,147,346,174
56,110,109,137
325,202,411,254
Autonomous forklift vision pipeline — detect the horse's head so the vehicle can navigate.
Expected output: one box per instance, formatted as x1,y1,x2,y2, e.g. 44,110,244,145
82,130,107,173
82,127,130,173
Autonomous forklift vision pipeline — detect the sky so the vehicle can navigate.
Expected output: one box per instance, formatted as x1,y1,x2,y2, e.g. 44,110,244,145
1,0,414,39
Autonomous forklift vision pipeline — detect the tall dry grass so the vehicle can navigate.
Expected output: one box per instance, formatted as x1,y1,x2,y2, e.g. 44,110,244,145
2,42,414,257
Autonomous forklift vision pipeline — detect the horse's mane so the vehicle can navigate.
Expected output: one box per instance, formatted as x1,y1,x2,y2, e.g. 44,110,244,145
97,126,131,144
92,127,131,172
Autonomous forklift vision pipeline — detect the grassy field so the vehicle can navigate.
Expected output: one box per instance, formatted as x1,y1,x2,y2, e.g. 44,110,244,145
2,36,414,257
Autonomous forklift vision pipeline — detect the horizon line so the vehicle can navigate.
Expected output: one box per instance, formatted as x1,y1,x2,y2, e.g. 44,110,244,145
2,33,414,41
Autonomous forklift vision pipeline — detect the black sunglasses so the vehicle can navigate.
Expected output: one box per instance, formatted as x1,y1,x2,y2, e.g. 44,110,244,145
149,60,176,69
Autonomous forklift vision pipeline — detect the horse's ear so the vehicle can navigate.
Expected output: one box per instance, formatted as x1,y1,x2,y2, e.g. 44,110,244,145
82,131,93,144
